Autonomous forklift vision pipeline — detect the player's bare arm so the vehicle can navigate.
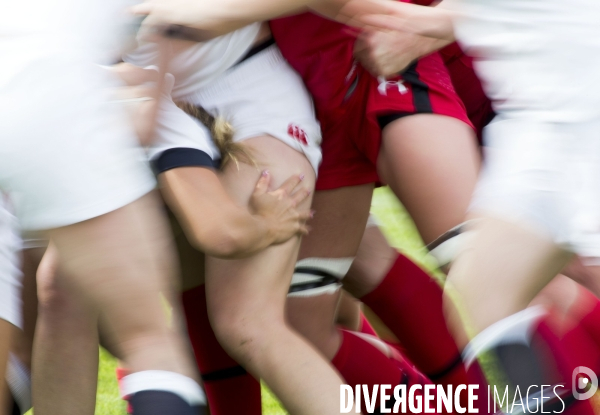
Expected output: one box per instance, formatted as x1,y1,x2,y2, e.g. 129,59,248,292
130,0,361,40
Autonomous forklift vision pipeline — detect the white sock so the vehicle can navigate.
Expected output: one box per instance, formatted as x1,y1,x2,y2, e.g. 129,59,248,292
121,371,206,407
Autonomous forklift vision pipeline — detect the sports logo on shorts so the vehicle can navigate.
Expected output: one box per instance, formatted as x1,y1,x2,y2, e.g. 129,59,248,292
288,123,308,145
377,76,408,96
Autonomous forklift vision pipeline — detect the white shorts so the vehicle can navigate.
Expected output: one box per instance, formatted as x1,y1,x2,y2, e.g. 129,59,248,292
0,196,22,328
180,44,323,174
471,116,600,258
0,58,155,230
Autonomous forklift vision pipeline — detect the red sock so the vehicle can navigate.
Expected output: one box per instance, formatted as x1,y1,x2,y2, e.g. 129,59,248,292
560,319,600,375
533,319,596,415
182,286,261,415
358,313,410,364
332,330,437,414
360,254,465,381
360,254,491,413
116,367,133,414
358,312,378,337
575,289,600,350
357,311,406,354
559,289,600,374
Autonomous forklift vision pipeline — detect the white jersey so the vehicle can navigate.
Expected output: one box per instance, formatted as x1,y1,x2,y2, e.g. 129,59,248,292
0,0,137,89
125,24,262,99
459,0,600,257
0,0,155,230
129,25,322,174
453,0,600,122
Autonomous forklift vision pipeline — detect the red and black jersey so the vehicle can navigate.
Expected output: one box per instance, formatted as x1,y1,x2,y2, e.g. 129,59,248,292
270,12,472,190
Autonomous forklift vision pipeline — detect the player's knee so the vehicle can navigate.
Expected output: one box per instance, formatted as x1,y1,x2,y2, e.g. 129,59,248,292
209,304,284,362
285,256,354,353
36,256,70,315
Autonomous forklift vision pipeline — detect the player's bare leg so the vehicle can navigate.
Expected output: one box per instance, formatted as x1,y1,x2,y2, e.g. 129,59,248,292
287,184,374,359
378,114,480,246
32,245,99,415
446,216,573,337
0,320,12,415
45,193,201,409
206,136,349,415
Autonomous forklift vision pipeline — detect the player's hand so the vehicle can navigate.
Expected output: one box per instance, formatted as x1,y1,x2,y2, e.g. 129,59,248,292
339,0,455,41
354,28,438,77
107,63,175,145
250,171,313,244
106,63,158,144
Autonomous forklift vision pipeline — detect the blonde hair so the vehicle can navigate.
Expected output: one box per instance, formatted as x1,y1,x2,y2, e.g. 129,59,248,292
176,101,255,169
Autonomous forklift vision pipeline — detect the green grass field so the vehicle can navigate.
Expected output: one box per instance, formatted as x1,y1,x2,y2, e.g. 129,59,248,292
39,187,437,415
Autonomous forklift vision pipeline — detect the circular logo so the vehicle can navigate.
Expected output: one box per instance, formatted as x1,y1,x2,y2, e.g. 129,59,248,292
573,366,598,400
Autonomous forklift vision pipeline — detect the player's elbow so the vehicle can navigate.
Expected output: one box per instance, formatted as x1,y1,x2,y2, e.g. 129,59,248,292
208,231,246,259
189,222,248,259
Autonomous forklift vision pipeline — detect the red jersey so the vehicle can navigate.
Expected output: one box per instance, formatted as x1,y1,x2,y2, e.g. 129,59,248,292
270,13,472,190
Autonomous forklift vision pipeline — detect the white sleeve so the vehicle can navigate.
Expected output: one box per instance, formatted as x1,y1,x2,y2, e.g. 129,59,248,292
148,93,221,171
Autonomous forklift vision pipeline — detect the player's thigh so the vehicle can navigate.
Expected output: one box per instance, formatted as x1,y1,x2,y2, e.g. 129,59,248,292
446,216,572,333
285,185,373,355
45,192,177,339
206,135,315,328
378,114,480,244
298,184,374,259
168,211,206,292
217,135,316,209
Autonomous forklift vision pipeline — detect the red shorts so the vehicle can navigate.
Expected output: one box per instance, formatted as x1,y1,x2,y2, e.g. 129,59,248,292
271,14,472,190
439,43,494,143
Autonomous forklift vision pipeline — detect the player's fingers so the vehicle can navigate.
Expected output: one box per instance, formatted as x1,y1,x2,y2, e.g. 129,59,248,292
129,84,156,98
298,225,311,236
342,26,362,39
277,174,305,195
291,188,311,207
129,1,153,16
353,36,369,55
109,86,153,104
360,9,454,39
338,0,396,27
297,210,314,222
253,170,271,195
162,72,176,96
112,63,159,86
